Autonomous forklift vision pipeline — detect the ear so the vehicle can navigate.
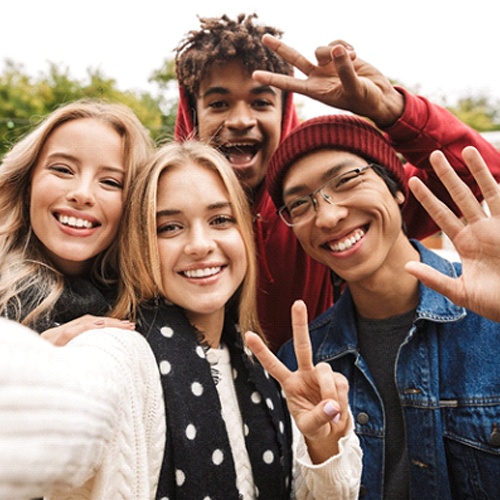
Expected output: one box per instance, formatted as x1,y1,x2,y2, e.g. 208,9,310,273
395,191,405,205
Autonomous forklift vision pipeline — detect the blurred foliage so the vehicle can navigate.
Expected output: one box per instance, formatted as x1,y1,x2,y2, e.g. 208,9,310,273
2,62,500,160
0,59,178,158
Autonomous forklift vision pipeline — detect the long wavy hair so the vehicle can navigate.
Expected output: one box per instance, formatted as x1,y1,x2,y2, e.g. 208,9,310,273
112,140,263,341
0,99,155,327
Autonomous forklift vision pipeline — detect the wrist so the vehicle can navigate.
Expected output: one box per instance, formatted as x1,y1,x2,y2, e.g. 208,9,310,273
372,87,405,129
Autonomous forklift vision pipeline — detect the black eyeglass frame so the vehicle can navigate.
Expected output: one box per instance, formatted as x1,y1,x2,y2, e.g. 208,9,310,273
277,163,377,227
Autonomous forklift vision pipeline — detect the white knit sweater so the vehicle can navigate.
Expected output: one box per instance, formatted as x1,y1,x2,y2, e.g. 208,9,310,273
0,319,361,499
0,319,165,500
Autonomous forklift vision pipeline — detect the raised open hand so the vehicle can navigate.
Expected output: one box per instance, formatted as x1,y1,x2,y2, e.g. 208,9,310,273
252,34,404,127
405,146,500,322
245,300,350,463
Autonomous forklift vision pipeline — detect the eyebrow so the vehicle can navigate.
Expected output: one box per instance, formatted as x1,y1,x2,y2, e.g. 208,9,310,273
156,201,233,218
201,85,278,99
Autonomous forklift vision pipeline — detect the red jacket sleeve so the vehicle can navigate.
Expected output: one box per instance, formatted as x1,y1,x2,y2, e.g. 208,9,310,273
384,87,500,240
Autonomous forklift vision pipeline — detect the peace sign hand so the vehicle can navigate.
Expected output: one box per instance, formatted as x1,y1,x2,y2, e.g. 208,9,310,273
245,300,350,463
252,34,404,128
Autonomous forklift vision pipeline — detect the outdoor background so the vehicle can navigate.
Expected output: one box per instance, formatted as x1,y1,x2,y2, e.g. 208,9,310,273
1,0,499,155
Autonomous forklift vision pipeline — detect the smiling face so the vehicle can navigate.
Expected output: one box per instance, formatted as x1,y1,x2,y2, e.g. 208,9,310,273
195,60,283,192
29,118,125,276
156,162,248,336
283,149,411,284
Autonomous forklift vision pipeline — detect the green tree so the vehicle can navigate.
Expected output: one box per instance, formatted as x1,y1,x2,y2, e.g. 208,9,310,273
0,59,177,158
445,94,500,132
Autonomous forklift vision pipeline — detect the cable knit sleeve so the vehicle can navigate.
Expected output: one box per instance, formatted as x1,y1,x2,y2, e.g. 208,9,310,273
292,411,362,500
0,318,165,500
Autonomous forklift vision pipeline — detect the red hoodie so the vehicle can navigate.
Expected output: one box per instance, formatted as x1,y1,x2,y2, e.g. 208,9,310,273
175,86,500,352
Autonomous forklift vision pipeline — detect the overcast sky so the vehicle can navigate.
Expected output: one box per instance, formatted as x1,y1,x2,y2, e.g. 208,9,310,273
2,0,499,118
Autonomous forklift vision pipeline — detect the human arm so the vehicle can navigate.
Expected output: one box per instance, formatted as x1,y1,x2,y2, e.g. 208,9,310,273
405,146,500,322
0,319,164,499
245,300,362,498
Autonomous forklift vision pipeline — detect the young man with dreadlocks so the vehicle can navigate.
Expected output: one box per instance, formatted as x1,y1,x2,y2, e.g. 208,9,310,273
174,13,500,353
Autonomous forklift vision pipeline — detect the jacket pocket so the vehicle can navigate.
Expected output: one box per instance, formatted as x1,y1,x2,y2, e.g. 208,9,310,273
443,403,500,499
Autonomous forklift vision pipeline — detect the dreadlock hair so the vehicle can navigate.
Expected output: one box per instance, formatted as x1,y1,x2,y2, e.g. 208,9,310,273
174,13,293,97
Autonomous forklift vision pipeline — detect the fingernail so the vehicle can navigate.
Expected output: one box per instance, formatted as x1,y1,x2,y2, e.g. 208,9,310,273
94,319,105,326
323,401,341,422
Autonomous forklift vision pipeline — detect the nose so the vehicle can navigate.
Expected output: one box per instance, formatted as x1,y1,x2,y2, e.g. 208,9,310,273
225,102,256,131
66,177,96,206
313,195,348,229
184,224,216,257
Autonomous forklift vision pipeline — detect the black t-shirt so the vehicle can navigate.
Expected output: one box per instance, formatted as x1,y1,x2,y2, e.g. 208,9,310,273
357,308,416,500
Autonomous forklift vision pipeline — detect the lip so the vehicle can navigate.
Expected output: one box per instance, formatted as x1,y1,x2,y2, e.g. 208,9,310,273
53,209,101,234
178,263,227,283
321,226,368,254
216,139,262,168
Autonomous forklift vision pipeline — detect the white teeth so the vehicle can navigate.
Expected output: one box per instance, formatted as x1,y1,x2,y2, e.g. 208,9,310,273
183,267,221,278
329,228,365,252
58,214,94,229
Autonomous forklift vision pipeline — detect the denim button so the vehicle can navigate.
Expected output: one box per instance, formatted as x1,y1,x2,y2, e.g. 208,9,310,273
356,412,369,425
490,427,500,447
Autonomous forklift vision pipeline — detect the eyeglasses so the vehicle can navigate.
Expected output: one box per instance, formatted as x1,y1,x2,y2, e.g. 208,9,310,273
277,164,375,227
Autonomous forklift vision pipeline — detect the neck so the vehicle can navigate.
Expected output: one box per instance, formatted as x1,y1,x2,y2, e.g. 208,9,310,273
348,237,421,319
184,309,225,348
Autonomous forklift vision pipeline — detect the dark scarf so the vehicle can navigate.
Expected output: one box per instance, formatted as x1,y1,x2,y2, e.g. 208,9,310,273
139,302,293,500
10,276,114,333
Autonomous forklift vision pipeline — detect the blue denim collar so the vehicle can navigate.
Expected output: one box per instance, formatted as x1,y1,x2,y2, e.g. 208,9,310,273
311,239,466,362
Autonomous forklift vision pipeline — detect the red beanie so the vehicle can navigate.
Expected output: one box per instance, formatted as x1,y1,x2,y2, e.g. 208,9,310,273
267,114,407,210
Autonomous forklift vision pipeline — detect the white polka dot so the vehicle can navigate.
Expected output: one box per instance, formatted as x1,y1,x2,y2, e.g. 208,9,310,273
251,391,262,404
203,497,212,500
279,421,285,434
254,485,260,497
175,469,185,486
212,449,224,465
266,398,274,410
196,346,205,358
161,326,174,337
232,368,238,380
264,369,270,379
244,424,250,436
159,360,171,375
159,497,169,500
263,450,275,464
191,381,203,396
185,424,197,440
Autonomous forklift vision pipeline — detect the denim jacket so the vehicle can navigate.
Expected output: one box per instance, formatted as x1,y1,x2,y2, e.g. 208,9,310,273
279,241,500,499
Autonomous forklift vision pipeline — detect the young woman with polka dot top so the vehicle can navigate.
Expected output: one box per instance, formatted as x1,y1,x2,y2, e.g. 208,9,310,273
111,140,362,499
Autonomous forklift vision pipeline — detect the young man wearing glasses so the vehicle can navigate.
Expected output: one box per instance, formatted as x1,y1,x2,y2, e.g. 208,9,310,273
267,114,500,499
174,13,500,352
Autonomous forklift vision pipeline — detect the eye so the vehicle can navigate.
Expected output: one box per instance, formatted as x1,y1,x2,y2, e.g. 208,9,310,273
207,99,228,110
334,170,363,190
48,164,73,175
211,214,236,228
101,178,124,190
252,98,273,109
287,197,311,215
157,221,183,237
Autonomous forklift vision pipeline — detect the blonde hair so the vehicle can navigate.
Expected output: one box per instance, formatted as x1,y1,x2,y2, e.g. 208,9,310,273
0,99,155,328
112,140,263,340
